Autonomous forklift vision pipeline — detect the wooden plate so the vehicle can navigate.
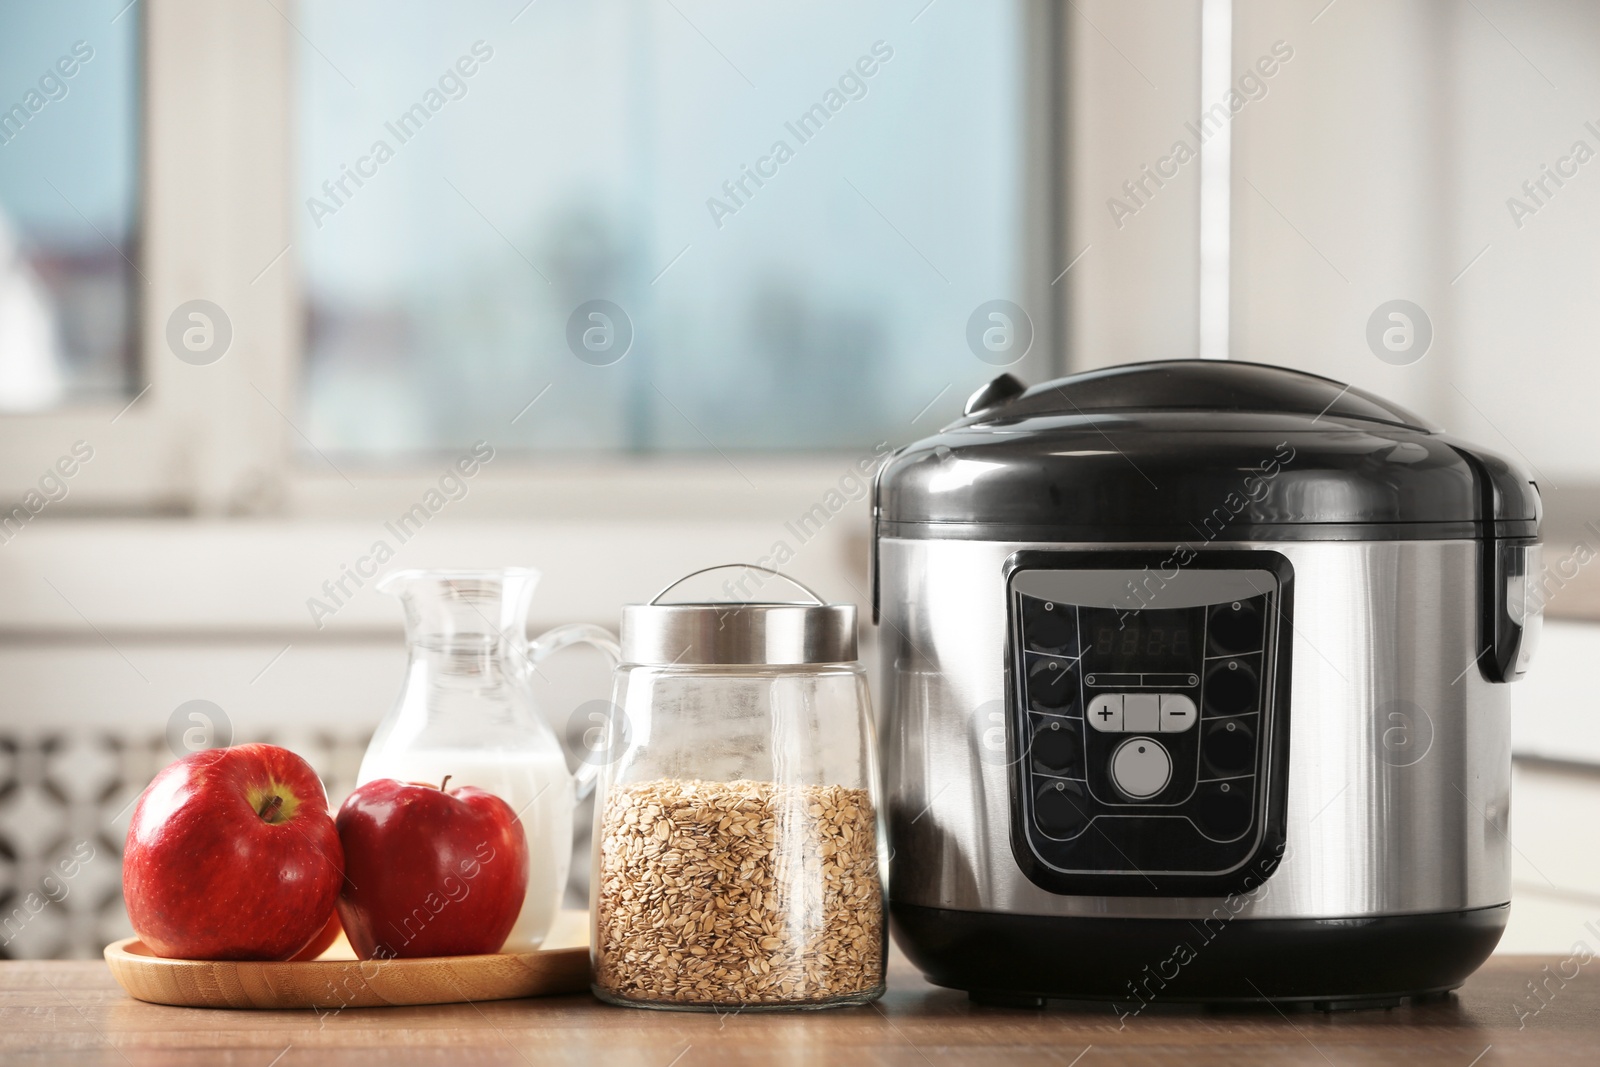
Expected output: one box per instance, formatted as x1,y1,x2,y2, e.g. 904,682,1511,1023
104,938,591,1009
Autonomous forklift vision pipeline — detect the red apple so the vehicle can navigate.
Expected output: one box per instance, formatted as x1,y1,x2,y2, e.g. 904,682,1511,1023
123,744,344,961
335,778,528,959
289,908,344,962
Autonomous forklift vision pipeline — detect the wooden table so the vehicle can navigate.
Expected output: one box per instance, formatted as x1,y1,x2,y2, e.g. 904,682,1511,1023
2,952,1594,1065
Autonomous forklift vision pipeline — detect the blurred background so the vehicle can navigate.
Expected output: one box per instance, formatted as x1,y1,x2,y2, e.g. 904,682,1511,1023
0,0,1596,959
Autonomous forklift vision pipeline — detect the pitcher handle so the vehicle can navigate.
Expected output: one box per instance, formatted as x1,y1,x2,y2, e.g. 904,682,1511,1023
528,623,622,801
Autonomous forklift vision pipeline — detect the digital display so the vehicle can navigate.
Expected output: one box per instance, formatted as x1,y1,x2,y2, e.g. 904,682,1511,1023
1080,607,1203,674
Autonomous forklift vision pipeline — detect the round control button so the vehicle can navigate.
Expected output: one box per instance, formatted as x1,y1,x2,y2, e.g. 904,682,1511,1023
1024,598,1075,653
1030,717,1080,775
1204,658,1259,716
1028,656,1076,710
1110,736,1171,800
1034,779,1089,837
1196,784,1253,840
1208,599,1264,655
1203,717,1256,777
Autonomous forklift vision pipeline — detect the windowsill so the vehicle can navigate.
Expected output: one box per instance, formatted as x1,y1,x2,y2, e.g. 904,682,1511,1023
281,452,895,522
0,506,876,639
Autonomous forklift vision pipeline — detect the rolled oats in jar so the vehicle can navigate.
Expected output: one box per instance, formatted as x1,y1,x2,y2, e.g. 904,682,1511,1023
590,566,886,1010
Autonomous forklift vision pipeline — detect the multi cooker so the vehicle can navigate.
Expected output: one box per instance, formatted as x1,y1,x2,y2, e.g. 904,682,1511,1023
872,360,1541,1009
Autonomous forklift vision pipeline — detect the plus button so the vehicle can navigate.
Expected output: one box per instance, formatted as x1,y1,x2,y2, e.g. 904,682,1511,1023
1086,693,1124,732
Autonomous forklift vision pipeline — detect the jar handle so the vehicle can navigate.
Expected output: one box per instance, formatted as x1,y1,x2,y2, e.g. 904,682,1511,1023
528,623,622,801
649,563,826,605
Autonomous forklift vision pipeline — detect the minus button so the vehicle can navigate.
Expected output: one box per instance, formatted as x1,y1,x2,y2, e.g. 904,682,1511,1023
1158,694,1198,732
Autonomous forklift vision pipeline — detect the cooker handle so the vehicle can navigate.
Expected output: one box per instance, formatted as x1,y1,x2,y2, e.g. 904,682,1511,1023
1454,443,1541,684
1482,541,1542,682
963,372,1027,416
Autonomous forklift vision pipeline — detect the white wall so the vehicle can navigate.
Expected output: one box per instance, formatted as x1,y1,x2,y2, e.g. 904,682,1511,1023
1505,760,1600,953
1065,0,1203,367
1067,1,1600,496
1231,0,1600,492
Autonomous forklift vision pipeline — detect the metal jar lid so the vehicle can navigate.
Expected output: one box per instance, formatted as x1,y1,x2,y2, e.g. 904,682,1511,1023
621,565,858,666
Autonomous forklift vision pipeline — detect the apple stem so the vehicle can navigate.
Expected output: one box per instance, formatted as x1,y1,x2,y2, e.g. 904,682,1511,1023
439,775,452,792
258,794,284,821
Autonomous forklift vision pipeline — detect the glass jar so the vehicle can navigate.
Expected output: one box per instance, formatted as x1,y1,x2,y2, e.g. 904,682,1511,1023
590,566,886,1010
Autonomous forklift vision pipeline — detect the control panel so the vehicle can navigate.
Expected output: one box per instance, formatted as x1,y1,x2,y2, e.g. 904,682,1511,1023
1004,550,1292,896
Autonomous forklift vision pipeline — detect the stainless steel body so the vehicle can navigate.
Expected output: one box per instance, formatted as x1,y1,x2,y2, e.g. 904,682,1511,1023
880,535,1511,921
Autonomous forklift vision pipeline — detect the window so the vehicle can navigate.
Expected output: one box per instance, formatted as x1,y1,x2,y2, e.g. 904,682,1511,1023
0,1,1055,511
296,0,1039,456
0,1,139,412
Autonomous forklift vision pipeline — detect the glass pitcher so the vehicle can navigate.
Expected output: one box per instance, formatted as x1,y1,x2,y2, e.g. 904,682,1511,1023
358,568,619,952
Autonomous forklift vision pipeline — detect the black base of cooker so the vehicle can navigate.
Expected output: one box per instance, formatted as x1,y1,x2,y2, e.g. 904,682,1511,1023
891,901,1507,1011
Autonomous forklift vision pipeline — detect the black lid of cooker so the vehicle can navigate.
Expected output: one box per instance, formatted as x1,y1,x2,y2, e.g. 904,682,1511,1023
876,360,1539,540
956,359,1437,430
